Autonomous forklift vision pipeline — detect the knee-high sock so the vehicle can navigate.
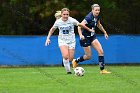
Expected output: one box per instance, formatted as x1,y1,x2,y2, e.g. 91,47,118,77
99,56,105,70
63,58,71,72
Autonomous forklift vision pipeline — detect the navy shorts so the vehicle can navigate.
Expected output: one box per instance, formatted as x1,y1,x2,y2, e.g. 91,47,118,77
80,34,96,47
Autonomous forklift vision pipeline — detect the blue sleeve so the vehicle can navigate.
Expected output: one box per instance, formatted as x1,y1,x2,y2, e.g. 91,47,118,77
84,16,91,24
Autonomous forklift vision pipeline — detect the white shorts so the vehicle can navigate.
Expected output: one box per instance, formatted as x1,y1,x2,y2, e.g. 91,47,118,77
58,35,75,49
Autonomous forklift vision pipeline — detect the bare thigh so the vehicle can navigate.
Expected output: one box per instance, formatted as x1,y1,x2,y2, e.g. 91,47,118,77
59,45,69,60
59,45,75,61
91,39,104,56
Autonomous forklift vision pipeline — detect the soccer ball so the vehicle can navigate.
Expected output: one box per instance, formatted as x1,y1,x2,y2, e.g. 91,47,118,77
74,67,85,76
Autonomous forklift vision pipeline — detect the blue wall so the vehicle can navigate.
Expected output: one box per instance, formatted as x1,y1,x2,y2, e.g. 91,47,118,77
0,35,140,66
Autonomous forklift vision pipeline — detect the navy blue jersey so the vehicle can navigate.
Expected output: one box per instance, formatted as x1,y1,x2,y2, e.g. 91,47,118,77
82,12,100,37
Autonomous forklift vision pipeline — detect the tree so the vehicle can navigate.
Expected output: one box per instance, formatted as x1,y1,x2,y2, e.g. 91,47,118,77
0,0,140,35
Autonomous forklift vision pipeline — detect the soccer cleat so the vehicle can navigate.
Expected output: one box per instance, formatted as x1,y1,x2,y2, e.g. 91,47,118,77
72,59,78,68
100,69,111,74
67,72,72,74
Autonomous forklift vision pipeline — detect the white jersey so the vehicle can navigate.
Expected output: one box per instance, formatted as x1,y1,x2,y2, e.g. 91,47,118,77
52,17,79,48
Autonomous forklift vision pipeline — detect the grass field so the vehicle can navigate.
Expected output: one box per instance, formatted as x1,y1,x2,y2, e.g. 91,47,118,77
0,65,140,93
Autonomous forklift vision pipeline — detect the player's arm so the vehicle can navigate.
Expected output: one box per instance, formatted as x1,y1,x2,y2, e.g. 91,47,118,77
45,27,56,46
72,17,93,39
97,20,108,40
78,20,94,33
78,26,85,40
72,17,94,33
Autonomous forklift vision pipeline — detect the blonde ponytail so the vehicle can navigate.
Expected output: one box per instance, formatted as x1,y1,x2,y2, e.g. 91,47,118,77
54,11,61,19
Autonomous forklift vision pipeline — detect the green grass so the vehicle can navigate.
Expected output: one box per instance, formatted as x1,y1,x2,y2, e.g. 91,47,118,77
0,65,140,93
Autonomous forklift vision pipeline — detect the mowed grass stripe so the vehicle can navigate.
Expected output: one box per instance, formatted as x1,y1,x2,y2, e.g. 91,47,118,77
0,66,139,93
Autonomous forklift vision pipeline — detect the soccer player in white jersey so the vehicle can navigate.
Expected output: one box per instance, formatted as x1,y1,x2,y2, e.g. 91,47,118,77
45,8,94,74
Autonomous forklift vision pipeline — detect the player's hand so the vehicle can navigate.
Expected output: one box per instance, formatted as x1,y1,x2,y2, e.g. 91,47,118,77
45,38,50,46
80,35,85,40
104,33,108,40
89,29,95,33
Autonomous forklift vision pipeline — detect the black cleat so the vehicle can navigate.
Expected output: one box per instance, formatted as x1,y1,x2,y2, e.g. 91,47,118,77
67,72,72,74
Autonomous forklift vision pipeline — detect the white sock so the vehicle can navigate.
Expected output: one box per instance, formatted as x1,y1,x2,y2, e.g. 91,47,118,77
63,58,71,72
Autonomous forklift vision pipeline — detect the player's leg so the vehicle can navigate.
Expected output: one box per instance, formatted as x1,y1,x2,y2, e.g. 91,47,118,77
72,46,92,68
68,41,75,62
91,39,111,74
68,49,75,62
61,40,75,72
91,39,104,69
61,59,64,67
61,54,64,67
78,46,92,61
68,48,74,73
72,37,92,68
67,41,76,71
59,45,71,74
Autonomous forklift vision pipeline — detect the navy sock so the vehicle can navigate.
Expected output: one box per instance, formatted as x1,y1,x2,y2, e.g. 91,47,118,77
99,56,105,70
75,56,84,63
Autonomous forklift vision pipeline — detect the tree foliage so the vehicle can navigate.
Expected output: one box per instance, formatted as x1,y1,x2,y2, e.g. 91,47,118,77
0,0,140,35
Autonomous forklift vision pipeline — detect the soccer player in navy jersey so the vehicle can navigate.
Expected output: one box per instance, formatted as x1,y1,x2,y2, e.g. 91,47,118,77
72,4,111,74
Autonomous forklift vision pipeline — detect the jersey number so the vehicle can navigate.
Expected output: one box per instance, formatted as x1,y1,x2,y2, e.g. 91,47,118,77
63,30,69,34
